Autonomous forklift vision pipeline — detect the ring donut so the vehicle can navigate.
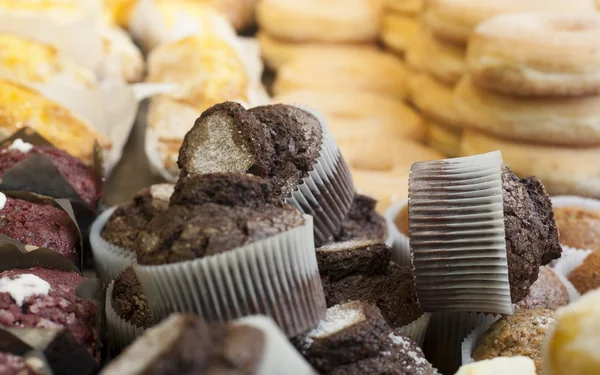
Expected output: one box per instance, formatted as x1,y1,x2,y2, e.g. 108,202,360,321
468,12,600,97
256,0,382,43
423,0,596,46
454,76,600,146
381,13,419,55
461,130,600,198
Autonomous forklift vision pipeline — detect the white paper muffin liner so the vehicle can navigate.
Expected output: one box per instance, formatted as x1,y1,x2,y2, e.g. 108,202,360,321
236,315,319,374
288,105,355,246
460,317,499,366
425,312,498,375
90,207,137,282
552,246,592,301
385,200,411,267
134,216,327,337
105,281,145,351
551,195,600,210
397,312,431,347
409,151,512,314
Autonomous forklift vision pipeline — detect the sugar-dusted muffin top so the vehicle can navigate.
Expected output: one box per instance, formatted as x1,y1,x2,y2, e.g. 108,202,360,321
554,206,600,250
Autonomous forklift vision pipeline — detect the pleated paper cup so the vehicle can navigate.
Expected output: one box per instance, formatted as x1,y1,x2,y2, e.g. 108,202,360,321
134,215,326,337
105,281,145,351
288,105,355,246
461,317,499,366
552,246,592,301
409,151,512,314
397,312,431,347
424,312,498,375
236,315,319,375
385,200,411,267
90,207,136,282
551,195,600,210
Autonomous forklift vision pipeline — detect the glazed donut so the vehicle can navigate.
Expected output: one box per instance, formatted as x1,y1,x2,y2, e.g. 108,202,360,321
380,13,419,55
454,76,600,146
409,72,462,126
273,49,408,98
273,89,426,141
461,130,600,198
423,0,596,46
419,27,466,85
257,32,377,69
384,0,424,15
339,136,444,212
468,12,600,97
256,0,382,43
426,120,462,157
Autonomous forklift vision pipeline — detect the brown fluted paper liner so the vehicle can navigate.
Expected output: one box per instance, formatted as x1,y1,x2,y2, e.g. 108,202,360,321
423,312,498,375
288,105,355,246
90,207,136,282
385,200,411,267
236,315,319,375
134,216,326,337
409,151,512,314
105,281,145,351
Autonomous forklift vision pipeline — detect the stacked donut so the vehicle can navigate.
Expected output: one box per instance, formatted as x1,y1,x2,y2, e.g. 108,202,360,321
380,0,424,56
457,11,600,198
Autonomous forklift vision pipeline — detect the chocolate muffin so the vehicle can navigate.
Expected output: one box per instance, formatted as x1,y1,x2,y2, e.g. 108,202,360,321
501,165,562,302
394,204,409,237
0,352,38,375
473,308,555,374
0,140,101,209
333,194,387,243
568,249,600,294
554,206,600,250
135,173,305,265
101,184,173,250
0,195,79,263
111,267,153,329
295,301,434,375
514,266,569,311
318,241,423,328
0,267,98,356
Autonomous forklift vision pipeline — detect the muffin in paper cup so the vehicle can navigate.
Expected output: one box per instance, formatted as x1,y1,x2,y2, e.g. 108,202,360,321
175,102,355,246
90,207,136,282
409,151,562,314
551,195,600,251
105,281,146,351
384,199,411,267
552,246,593,300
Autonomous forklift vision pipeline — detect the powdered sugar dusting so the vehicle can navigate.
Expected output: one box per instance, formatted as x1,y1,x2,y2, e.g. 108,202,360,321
318,240,379,253
0,274,51,306
307,301,366,339
150,183,174,201
388,333,429,366
7,139,33,153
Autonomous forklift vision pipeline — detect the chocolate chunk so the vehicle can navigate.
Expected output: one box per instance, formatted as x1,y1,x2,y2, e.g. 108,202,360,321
294,301,390,373
112,267,153,328
317,241,391,281
502,165,562,303
333,194,387,243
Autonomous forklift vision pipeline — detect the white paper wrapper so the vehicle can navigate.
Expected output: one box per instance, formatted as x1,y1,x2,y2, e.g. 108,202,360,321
409,151,512,314
236,315,319,375
385,200,411,267
551,195,600,210
90,207,136,282
397,312,431,347
289,105,355,246
134,215,327,337
552,246,592,301
424,312,498,375
461,318,498,366
106,281,145,351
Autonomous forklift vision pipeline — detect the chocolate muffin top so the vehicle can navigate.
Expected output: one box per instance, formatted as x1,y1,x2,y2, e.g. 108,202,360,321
514,266,569,311
101,184,173,250
318,241,423,328
112,267,153,328
0,196,79,263
473,308,555,375
0,352,39,375
568,249,600,295
0,142,100,209
554,206,600,250
501,165,562,303
333,194,387,243
394,204,409,237
135,174,305,265
177,102,323,197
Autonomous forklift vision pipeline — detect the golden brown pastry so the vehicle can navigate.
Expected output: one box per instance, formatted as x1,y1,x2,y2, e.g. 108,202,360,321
419,26,465,85
568,249,600,294
380,12,419,55
554,207,600,250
